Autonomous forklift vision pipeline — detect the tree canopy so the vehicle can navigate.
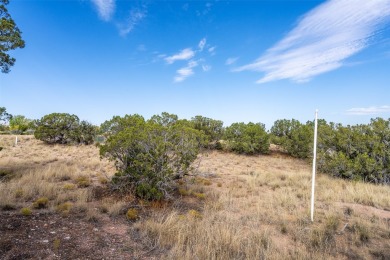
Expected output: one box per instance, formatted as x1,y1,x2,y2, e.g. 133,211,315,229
0,106,11,123
34,113,97,144
0,0,25,73
9,114,31,133
224,122,269,155
100,113,205,200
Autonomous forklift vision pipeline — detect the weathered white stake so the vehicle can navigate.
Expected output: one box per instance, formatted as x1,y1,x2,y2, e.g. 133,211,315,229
310,109,318,222
15,136,18,146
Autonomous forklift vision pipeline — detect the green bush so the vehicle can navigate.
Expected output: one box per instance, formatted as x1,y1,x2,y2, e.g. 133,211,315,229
149,112,179,127
34,113,79,144
34,113,96,144
9,115,31,134
99,114,144,137
135,183,164,201
191,115,224,148
224,122,269,155
270,118,390,184
317,118,390,184
270,119,315,159
270,119,301,145
71,120,97,145
284,124,314,159
100,113,204,200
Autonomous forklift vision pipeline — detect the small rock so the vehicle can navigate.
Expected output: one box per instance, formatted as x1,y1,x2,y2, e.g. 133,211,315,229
42,240,49,243
93,228,99,232
64,236,70,240
50,231,56,234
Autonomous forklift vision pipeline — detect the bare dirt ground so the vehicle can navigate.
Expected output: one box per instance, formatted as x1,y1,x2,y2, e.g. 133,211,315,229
1,212,136,259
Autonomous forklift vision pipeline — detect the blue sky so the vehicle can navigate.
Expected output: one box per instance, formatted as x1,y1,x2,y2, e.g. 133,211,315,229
1,0,390,128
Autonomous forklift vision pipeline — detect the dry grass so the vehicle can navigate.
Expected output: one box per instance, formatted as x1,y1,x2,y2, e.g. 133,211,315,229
0,135,114,213
1,136,389,259
136,151,390,259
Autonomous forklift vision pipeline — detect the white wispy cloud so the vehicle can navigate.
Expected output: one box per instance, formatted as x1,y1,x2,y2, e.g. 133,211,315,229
197,2,212,16
91,0,115,21
162,38,214,82
118,7,147,36
174,60,198,82
202,65,211,71
225,57,239,65
346,105,390,115
236,0,390,84
198,38,206,51
165,48,195,64
208,46,216,55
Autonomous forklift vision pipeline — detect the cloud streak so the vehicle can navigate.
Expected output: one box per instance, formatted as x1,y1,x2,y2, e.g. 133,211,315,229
118,7,147,36
91,0,115,21
346,105,390,115
174,60,198,82
165,48,195,64
162,38,213,82
208,46,216,55
226,57,239,65
236,0,390,83
198,38,206,51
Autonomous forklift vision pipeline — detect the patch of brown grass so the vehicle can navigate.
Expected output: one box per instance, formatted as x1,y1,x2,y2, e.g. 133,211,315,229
0,135,114,214
135,151,390,259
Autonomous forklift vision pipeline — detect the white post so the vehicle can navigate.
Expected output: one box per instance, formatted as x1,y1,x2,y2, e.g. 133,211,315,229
15,136,18,146
310,110,318,222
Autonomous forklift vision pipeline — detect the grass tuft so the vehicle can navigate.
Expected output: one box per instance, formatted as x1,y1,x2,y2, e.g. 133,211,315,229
56,202,73,215
20,207,32,216
63,183,76,190
75,176,91,188
126,208,138,220
187,209,202,219
193,192,206,200
32,197,49,209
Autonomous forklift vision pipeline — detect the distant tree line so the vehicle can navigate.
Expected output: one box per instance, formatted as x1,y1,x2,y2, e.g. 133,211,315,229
0,107,35,134
2,107,389,200
270,118,390,185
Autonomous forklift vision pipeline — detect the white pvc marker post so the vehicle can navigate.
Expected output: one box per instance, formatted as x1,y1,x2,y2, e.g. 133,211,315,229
310,109,318,222
15,136,18,146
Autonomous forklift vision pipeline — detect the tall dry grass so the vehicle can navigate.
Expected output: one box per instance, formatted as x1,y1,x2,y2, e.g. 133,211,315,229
0,135,114,215
136,151,390,259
